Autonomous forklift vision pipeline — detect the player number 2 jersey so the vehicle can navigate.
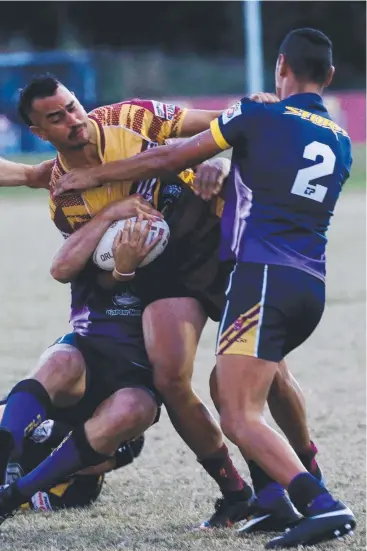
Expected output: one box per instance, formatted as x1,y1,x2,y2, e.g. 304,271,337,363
210,93,352,281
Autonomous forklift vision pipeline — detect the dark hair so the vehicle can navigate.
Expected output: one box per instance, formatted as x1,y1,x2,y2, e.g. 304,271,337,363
18,74,61,126
279,28,333,84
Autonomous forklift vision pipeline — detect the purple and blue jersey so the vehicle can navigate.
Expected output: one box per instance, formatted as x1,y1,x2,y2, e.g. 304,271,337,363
69,262,150,368
210,93,352,281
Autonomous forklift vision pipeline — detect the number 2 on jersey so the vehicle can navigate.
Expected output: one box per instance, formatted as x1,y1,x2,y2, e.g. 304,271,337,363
291,141,336,203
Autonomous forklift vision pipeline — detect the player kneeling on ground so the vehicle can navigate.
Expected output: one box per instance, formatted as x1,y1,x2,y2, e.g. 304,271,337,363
0,197,162,524
0,402,144,512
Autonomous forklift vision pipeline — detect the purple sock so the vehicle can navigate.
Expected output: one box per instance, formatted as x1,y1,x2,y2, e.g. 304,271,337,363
288,472,336,516
257,482,286,509
16,427,109,499
1,380,51,459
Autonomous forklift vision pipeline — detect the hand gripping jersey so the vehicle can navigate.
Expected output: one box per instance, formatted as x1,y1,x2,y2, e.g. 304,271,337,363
210,93,352,281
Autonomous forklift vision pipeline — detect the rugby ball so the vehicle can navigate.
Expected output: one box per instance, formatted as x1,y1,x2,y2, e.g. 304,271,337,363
93,217,170,271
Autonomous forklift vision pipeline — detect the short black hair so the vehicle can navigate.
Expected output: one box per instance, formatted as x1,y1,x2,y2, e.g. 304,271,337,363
279,28,333,84
18,74,61,126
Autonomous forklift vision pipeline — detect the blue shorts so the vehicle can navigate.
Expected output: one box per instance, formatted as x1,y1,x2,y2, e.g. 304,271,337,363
216,262,325,362
50,333,161,426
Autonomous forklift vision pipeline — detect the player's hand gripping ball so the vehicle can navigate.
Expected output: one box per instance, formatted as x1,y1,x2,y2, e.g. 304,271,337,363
93,217,170,271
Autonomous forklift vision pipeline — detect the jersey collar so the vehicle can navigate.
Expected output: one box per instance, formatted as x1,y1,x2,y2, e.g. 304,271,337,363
282,93,326,112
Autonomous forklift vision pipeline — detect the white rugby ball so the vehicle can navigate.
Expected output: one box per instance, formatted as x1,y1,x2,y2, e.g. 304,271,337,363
93,217,170,271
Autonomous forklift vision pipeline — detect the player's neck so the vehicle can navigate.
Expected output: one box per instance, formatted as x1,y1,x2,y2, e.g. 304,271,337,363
58,119,101,170
281,81,323,101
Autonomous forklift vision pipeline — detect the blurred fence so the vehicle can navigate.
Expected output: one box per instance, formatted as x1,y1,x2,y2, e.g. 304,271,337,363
0,49,365,154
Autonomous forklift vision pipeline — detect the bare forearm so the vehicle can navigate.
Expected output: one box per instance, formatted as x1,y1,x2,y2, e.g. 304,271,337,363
0,158,33,187
50,211,112,283
94,138,210,185
180,109,222,137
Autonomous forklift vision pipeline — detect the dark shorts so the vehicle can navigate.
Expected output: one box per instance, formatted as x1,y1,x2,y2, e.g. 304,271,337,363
135,184,228,322
50,333,161,426
216,262,325,362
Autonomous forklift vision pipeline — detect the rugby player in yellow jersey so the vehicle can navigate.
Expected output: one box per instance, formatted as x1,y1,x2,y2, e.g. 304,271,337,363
0,76,321,531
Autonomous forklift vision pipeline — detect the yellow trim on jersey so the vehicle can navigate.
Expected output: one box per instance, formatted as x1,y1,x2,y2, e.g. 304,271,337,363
49,481,72,498
58,154,68,174
176,107,188,137
210,119,231,150
89,118,104,161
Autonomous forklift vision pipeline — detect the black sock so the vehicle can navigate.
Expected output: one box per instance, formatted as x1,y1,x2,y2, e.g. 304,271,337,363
247,460,277,494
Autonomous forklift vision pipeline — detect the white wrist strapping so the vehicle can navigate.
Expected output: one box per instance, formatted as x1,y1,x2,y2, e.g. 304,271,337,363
113,268,136,278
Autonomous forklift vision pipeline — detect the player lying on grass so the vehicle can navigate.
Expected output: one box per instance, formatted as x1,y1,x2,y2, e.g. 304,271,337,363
0,198,164,524
0,402,145,512
52,27,357,549
0,81,325,531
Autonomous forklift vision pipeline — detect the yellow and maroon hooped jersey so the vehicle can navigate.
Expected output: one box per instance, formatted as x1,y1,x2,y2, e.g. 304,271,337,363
49,99,197,236
49,99,224,237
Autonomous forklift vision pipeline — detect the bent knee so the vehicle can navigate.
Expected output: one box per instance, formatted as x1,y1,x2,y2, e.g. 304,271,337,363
220,410,262,446
106,389,157,434
154,369,193,402
34,345,86,391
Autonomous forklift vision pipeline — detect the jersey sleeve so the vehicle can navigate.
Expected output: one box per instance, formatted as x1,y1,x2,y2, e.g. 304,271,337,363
343,137,353,183
210,98,263,150
89,100,187,144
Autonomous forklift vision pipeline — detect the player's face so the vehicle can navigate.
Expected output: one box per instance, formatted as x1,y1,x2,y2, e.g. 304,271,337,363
29,86,90,151
275,55,283,98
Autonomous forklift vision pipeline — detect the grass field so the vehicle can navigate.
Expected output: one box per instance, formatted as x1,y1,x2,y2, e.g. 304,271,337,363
0,151,365,550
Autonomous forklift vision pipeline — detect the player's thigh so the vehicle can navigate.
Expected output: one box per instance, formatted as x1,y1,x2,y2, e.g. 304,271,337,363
216,354,278,441
142,297,207,385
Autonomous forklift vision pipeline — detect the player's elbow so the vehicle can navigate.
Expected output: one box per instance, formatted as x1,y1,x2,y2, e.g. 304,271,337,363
50,261,72,284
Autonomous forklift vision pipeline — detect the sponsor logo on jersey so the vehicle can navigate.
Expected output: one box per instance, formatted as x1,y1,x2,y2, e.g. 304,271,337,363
31,419,55,443
284,106,349,137
222,102,242,125
112,290,141,309
31,491,53,512
152,101,166,118
162,183,183,200
165,104,177,121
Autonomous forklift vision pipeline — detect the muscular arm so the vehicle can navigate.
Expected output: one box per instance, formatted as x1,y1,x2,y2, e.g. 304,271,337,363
0,158,34,187
93,130,223,185
50,209,113,284
0,157,54,189
53,129,228,196
180,109,222,137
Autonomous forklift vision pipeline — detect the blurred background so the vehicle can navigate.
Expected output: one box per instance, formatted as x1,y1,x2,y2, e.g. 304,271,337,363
0,0,365,164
